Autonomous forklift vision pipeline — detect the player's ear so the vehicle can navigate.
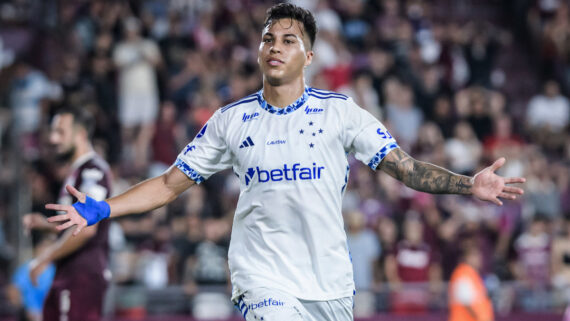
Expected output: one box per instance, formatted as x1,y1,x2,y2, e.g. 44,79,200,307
76,125,89,141
304,50,314,67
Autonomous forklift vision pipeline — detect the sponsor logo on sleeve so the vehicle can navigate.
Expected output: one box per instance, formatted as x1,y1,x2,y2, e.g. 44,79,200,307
183,144,196,154
376,128,393,139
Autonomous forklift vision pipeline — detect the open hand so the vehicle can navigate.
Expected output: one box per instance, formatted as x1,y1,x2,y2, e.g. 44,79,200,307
45,185,88,236
471,157,525,206
22,213,56,235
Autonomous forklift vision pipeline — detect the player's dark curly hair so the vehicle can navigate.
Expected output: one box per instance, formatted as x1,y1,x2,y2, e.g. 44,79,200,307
264,3,318,49
55,106,95,139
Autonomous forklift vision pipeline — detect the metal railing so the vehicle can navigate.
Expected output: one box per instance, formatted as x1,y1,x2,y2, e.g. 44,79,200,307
97,281,567,318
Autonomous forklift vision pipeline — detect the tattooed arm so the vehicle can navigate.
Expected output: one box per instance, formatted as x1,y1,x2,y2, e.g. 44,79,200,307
378,148,472,194
378,148,525,205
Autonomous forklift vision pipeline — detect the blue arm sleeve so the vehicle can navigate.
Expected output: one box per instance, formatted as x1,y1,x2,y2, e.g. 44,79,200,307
72,196,110,226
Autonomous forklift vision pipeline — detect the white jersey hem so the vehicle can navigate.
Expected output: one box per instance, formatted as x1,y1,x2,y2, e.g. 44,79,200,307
232,285,355,302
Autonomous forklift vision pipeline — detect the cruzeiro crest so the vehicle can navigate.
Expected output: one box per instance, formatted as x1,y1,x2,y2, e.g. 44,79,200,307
298,120,324,149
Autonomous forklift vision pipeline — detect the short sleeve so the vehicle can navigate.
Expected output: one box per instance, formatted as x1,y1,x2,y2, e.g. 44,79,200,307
342,98,399,170
175,110,233,183
11,264,40,312
11,265,27,289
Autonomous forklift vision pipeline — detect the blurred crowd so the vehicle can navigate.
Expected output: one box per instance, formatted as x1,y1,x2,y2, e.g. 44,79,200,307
0,0,570,318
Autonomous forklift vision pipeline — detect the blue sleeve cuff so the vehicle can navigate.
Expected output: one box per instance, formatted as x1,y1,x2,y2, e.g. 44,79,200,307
368,143,399,170
72,196,110,226
175,158,205,184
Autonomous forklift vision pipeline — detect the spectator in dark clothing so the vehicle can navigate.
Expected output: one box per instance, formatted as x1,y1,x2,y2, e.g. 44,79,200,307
430,95,456,139
464,23,499,87
467,88,494,141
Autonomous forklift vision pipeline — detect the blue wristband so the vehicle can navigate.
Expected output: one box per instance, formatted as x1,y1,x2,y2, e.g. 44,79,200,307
72,196,110,226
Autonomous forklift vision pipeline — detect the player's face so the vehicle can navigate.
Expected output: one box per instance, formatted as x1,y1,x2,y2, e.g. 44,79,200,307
49,114,76,157
258,18,313,86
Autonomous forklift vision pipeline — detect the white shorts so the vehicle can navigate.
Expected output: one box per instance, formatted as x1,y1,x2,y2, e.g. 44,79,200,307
233,287,353,321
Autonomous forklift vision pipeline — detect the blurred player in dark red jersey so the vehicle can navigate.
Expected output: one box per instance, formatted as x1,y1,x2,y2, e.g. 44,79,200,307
23,107,112,321
384,215,441,314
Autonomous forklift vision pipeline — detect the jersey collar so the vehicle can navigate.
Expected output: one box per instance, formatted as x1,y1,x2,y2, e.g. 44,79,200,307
70,151,97,171
257,87,309,115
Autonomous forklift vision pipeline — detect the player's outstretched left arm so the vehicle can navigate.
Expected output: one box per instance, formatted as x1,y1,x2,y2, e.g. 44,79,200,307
45,165,196,235
378,148,525,205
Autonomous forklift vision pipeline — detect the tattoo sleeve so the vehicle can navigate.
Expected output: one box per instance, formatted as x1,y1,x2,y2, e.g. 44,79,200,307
378,148,473,195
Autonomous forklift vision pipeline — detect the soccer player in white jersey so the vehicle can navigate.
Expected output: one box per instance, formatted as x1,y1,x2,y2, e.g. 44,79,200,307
45,3,525,321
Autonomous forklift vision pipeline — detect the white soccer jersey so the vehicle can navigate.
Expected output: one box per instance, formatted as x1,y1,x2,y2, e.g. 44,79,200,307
175,87,399,301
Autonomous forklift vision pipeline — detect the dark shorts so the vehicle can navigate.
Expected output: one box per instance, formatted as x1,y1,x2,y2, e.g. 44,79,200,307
43,273,107,321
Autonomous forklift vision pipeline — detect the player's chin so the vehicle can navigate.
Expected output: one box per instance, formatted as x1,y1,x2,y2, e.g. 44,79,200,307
265,73,286,86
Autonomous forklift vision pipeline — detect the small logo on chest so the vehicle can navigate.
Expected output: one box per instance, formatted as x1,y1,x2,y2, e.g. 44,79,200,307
239,137,255,149
304,106,324,114
266,139,286,146
242,112,260,122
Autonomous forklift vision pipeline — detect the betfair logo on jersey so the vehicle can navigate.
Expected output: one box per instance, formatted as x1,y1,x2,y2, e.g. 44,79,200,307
245,163,325,185
304,106,324,114
242,112,260,122
248,298,285,310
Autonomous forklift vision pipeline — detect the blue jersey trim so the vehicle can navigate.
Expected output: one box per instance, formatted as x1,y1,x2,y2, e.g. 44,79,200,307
236,297,248,319
368,143,399,170
257,87,309,115
341,165,350,193
308,93,348,100
221,93,258,113
309,87,348,99
175,158,205,184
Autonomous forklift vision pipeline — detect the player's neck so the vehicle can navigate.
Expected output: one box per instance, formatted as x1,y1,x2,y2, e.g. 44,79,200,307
262,78,306,108
71,142,94,164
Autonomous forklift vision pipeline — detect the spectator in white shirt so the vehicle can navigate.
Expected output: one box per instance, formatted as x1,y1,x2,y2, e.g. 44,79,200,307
526,80,570,133
113,17,162,171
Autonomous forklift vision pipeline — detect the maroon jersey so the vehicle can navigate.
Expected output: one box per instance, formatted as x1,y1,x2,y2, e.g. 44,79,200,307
514,232,551,287
43,152,112,321
394,240,434,282
54,151,112,280
390,240,435,314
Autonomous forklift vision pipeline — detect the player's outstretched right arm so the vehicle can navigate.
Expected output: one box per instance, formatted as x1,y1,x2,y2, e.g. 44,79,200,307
46,166,195,235
378,148,525,205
